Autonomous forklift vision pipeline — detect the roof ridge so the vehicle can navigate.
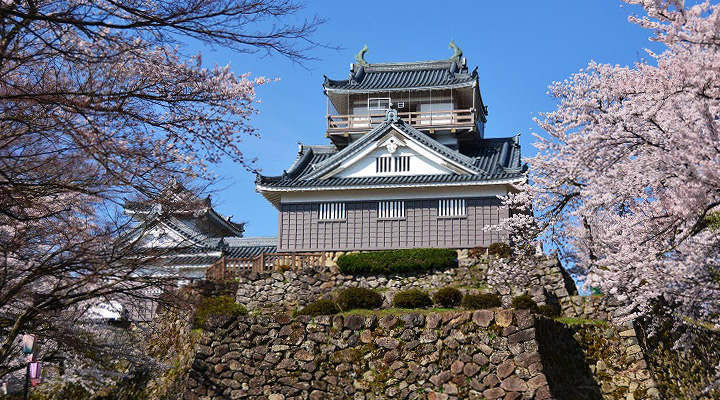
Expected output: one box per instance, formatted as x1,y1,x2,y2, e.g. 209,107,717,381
361,59,456,72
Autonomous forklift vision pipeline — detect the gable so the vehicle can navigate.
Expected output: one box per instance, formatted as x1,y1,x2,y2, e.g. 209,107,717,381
316,124,479,180
135,224,196,248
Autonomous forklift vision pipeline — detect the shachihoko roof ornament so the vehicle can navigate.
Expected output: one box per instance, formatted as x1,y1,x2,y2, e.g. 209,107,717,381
449,40,462,62
355,44,369,67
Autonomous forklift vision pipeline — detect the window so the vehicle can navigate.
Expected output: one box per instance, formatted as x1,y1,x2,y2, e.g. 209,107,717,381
376,156,392,173
376,155,410,173
368,97,391,111
395,156,410,172
318,202,345,220
438,199,466,217
378,201,405,219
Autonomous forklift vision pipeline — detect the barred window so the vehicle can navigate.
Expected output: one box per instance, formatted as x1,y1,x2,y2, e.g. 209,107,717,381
376,156,392,173
438,199,466,217
394,155,410,172
376,155,410,173
318,202,346,220
378,201,405,219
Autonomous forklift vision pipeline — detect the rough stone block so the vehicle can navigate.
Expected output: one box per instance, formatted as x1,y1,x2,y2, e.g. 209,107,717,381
497,360,516,379
427,392,449,400
450,360,465,374
472,310,494,327
508,328,536,344
463,362,481,377
344,314,365,331
500,375,528,392
483,387,506,400
495,310,514,327
619,329,636,337
293,349,314,362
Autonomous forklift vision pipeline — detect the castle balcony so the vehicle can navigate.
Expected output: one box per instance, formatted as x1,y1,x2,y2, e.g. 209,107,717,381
326,107,478,136
323,84,486,147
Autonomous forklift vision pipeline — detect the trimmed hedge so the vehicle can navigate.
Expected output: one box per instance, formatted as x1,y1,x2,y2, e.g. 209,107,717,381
337,248,457,275
467,246,488,259
195,295,247,328
393,289,432,309
511,295,538,312
433,287,463,308
461,293,501,309
537,304,560,318
297,299,339,316
336,287,383,311
488,242,512,258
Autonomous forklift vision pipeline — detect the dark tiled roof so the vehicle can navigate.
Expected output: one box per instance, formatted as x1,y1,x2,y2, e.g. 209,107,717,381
216,237,278,259
164,254,220,266
224,245,277,259
256,121,525,190
144,237,278,267
324,60,476,92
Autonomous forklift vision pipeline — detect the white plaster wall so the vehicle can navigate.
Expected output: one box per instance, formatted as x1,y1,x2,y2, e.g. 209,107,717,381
335,146,451,178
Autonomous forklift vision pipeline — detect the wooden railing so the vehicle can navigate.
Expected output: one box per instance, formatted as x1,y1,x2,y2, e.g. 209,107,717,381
327,108,476,132
206,252,326,281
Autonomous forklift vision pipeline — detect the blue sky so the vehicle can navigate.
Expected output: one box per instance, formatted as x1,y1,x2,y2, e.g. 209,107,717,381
196,0,662,237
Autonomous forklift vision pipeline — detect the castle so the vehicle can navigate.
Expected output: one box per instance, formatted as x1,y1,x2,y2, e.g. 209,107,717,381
255,43,526,252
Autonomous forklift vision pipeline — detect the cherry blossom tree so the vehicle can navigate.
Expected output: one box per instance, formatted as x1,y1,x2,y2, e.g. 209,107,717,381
503,0,720,326
0,0,323,380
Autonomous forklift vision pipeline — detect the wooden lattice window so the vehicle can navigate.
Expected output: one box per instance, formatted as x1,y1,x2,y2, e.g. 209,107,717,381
438,199,466,217
378,201,405,219
318,202,346,221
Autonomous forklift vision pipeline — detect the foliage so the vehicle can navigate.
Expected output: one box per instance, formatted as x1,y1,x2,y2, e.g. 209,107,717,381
335,287,384,312
297,299,339,317
194,296,247,329
0,0,323,379
537,304,560,318
461,293,501,309
705,212,720,231
510,295,538,312
487,243,512,259
337,248,457,275
467,246,487,259
433,287,463,308
393,289,433,309
499,0,720,326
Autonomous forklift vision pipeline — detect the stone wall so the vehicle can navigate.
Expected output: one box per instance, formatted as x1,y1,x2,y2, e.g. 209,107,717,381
558,295,622,322
185,309,559,400
637,315,720,399
539,318,660,400
235,254,576,314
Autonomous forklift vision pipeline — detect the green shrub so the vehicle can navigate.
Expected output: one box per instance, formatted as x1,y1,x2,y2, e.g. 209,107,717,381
511,295,538,312
467,246,487,259
461,293,501,309
337,248,457,275
297,299,339,316
488,242,512,258
537,304,560,318
433,287,463,308
195,295,247,328
336,287,384,311
393,289,433,309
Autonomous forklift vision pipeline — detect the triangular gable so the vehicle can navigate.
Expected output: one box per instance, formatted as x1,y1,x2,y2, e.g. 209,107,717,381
304,118,482,181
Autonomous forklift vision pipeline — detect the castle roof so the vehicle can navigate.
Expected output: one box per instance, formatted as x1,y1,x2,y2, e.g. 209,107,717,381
256,117,525,207
323,59,477,93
